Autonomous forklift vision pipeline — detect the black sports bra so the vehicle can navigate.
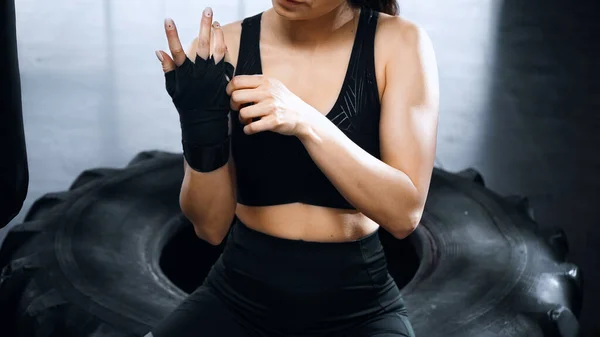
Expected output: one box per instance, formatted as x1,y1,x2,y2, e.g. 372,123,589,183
231,7,381,210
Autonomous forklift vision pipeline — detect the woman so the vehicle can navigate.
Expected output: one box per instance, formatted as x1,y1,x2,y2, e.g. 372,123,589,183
150,0,438,336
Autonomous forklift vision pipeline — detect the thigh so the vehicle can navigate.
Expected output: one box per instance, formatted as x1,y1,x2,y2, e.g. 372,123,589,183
347,312,416,337
149,286,252,337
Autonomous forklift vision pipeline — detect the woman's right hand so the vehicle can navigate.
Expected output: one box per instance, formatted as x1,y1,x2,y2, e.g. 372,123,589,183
155,8,235,172
156,8,234,116
156,8,229,73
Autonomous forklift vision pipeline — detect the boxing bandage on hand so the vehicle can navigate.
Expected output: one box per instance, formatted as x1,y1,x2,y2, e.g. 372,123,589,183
165,55,234,172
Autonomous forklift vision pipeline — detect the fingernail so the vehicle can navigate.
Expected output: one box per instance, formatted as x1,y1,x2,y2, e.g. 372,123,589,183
164,18,174,30
213,21,220,28
203,7,212,17
155,50,164,62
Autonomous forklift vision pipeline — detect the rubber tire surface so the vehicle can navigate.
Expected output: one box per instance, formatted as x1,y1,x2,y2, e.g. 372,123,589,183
0,151,582,337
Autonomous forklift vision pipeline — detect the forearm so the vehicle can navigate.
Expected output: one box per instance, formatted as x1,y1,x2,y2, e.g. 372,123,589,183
180,158,236,245
298,114,422,237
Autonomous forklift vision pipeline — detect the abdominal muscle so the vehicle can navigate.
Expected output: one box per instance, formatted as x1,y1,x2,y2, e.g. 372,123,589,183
235,203,380,242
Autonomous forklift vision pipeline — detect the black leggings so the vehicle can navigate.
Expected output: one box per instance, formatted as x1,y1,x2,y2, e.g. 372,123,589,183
150,220,415,337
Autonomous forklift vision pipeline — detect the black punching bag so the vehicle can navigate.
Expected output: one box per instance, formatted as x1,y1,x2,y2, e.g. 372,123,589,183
1,0,29,228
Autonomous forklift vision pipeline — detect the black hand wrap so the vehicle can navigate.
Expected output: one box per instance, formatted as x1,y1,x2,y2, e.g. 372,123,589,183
165,55,234,172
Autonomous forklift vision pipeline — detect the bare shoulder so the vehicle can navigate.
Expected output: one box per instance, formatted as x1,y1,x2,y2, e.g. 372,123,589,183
375,13,434,63
221,20,243,66
184,20,243,67
374,13,438,98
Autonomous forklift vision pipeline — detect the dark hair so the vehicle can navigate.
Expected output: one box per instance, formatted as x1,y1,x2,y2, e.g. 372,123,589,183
347,0,399,16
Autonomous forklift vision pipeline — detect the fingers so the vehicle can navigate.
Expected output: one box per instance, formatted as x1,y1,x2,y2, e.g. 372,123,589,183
197,7,213,59
223,47,234,81
243,115,276,135
226,75,265,95
238,107,252,125
230,88,269,111
155,50,176,73
224,42,232,65
212,22,226,63
164,18,186,66
239,101,273,120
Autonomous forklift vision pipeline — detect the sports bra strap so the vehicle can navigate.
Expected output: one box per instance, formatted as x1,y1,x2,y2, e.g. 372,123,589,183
235,12,263,76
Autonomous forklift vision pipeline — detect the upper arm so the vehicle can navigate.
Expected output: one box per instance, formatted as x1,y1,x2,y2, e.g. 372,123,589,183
378,18,440,206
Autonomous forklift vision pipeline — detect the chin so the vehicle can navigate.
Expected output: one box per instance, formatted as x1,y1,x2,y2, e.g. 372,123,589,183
272,0,313,20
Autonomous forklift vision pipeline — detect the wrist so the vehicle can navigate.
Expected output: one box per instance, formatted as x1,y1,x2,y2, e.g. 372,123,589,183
295,108,328,144
183,137,230,173
180,109,229,146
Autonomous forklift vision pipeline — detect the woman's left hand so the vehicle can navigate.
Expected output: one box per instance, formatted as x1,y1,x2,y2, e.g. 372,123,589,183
226,75,319,137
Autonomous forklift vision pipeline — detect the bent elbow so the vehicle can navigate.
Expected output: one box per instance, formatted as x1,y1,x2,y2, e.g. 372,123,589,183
390,225,418,240
388,211,422,240
193,225,227,246
180,201,229,246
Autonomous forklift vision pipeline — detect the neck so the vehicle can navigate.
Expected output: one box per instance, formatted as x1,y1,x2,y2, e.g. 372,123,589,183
271,3,358,45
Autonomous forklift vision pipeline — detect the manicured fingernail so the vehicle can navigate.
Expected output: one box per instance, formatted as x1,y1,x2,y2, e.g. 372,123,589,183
204,7,212,17
213,21,220,28
155,50,164,62
164,18,174,30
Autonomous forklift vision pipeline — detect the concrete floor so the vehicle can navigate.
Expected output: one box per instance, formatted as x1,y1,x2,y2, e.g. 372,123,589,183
3,0,599,335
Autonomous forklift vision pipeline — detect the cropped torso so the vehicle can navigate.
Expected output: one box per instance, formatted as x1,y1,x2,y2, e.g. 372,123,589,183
230,7,383,241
